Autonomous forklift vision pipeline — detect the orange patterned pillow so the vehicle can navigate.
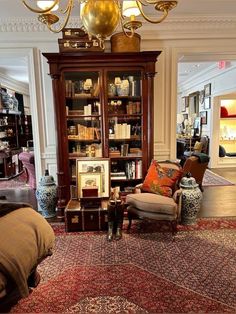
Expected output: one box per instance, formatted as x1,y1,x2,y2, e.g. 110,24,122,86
142,160,183,197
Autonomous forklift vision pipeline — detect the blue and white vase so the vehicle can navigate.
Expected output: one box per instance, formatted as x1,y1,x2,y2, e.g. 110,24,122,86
180,174,202,225
36,169,57,218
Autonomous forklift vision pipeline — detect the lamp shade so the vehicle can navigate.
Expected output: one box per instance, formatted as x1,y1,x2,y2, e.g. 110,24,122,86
37,1,59,11
122,1,140,17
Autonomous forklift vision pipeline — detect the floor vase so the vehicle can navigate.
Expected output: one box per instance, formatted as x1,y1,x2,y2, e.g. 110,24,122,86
180,175,202,225
36,170,57,218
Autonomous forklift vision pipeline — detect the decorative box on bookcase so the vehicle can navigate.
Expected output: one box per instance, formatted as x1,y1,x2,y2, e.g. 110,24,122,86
43,51,161,218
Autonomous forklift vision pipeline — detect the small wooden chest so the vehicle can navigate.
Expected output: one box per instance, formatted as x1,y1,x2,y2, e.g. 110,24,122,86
59,27,104,52
58,38,104,52
65,199,108,232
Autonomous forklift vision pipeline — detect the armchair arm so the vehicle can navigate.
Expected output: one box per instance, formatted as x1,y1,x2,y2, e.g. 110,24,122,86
133,183,143,194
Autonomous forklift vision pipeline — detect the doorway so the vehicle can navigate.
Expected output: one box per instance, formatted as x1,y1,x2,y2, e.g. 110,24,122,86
174,50,236,168
0,48,42,182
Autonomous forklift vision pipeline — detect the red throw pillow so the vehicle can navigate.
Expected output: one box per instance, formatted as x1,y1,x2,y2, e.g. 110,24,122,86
142,160,183,197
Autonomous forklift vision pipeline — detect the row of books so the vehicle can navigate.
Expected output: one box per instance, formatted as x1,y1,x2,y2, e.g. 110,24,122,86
111,160,142,180
65,80,100,98
109,146,142,157
109,123,131,139
68,125,101,140
126,160,142,179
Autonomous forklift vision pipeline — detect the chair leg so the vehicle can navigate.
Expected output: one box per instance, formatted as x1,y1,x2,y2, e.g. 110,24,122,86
24,167,29,184
170,220,177,236
127,211,132,230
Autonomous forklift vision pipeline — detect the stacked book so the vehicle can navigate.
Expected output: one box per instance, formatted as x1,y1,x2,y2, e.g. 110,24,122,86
109,148,121,157
129,147,142,156
111,171,127,180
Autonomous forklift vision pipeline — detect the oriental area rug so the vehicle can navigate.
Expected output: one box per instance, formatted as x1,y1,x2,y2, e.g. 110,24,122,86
0,170,30,189
202,169,235,187
11,218,236,313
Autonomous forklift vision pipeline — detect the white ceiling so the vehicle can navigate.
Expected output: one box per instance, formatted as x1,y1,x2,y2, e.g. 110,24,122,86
0,0,236,84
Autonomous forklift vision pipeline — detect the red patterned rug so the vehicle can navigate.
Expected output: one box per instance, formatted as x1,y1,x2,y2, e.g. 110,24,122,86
11,218,236,313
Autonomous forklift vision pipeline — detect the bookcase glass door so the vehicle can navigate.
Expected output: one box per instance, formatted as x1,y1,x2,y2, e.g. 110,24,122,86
64,71,102,184
106,70,143,193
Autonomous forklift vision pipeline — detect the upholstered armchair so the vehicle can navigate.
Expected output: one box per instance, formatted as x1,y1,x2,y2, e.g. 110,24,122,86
182,155,209,191
126,161,183,234
18,151,36,189
126,156,209,233
182,136,209,161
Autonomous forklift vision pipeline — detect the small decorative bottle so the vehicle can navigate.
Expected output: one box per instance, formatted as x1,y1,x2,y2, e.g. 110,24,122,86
36,169,57,218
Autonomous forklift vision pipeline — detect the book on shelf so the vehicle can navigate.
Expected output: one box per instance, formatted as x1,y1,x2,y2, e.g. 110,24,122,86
111,171,126,180
109,148,121,157
111,171,126,176
121,144,129,156
111,171,127,180
93,82,100,97
111,176,127,180
68,110,84,116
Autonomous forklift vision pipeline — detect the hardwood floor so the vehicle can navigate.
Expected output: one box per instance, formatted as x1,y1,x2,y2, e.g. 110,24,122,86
198,167,236,218
0,167,236,219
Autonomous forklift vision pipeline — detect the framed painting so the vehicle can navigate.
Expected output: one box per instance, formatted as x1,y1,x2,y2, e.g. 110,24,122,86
181,96,189,112
188,92,199,115
204,83,211,97
76,157,110,198
200,111,207,125
78,172,102,198
204,97,211,110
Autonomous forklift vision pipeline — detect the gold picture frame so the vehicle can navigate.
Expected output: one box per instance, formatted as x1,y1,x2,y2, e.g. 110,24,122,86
76,157,110,198
78,172,102,198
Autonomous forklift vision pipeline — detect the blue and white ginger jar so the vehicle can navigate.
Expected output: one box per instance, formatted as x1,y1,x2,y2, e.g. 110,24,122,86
36,170,57,218
180,174,202,225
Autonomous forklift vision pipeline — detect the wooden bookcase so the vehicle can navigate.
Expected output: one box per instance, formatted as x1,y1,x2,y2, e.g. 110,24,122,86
43,51,160,218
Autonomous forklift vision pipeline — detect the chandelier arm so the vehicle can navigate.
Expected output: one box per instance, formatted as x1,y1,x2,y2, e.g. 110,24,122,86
59,0,74,14
136,1,168,24
121,20,135,38
22,0,60,14
47,0,74,33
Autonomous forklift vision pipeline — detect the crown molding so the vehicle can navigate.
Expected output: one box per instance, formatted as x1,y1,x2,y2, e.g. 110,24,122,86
0,15,236,40
139,15,236,39
0,17,80,33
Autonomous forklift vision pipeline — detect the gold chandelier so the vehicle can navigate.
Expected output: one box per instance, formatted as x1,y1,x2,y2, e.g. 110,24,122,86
22,0,177,44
